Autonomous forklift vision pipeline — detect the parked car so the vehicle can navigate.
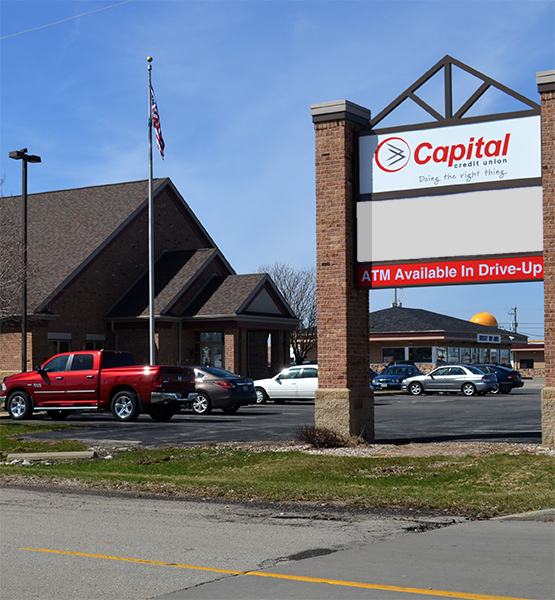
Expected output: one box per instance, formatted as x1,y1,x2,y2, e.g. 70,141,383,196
254,365,319,404
402,364,498,396
1,350,197,422
189,367,257,415
372,364,423,390
474,364,524,394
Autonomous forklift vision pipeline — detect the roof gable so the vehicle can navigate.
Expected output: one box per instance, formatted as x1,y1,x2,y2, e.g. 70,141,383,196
106,248,233,319
184,274,296,320
0,178,222,314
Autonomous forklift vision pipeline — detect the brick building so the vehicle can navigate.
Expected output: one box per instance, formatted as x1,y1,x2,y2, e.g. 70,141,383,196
0,178,297,378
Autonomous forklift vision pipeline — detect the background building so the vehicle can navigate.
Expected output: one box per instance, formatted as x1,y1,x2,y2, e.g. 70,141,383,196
369,306,528,373
0,178,297,379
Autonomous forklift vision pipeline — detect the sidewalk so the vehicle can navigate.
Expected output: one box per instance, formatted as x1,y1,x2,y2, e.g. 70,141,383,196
160,510,555,600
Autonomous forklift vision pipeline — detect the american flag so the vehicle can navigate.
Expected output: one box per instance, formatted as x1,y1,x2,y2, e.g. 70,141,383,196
150,88,165,159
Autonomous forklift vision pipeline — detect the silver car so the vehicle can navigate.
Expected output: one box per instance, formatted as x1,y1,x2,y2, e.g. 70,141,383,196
402,364,498,396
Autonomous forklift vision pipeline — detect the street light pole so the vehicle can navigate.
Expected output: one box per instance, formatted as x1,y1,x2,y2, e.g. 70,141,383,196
9,148,41,372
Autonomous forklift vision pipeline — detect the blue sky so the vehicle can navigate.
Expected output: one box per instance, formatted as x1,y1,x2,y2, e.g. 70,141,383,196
1,0,552,338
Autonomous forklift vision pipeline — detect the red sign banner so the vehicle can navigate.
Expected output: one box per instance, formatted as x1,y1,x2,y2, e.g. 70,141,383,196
358,255,543,288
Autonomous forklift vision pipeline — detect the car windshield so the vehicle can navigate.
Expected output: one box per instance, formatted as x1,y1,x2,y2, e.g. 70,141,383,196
383,366,411,375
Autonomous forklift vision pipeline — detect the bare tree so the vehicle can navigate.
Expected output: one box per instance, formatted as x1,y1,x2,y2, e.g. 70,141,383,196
0,176,24,322
258,262,317,365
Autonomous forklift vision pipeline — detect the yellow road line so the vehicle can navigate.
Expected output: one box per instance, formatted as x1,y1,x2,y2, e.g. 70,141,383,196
19,547,538,600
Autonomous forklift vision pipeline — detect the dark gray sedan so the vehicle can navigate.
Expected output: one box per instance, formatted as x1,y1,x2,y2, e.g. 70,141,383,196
402,364,498,396
189,367,257,415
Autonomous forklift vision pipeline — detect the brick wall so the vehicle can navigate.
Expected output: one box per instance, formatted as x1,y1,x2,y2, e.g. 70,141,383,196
314,117,370,388
539,71,555,446
542,90,555,386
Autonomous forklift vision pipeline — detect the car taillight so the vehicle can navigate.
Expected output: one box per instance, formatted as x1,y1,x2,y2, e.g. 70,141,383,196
215,381,235,389
508,373,516,380
152,373,163,390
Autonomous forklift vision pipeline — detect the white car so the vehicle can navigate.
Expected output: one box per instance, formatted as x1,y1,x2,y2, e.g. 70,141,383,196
254,365,318,403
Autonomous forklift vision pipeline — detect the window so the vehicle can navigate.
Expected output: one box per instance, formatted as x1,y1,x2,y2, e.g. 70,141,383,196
70,354,94,371
382,347,405,363
278,369,301,380
520,358,534,369
301,367,318,378
42,355,69,372
200,332,223,343
195,332,224,368
447,347,459,363
433,367,451,376
436,347,447,364
408,347,432,362
47,333,71,356
86,335,105,351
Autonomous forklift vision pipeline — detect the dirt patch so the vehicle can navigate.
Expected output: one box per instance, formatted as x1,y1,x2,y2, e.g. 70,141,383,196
202,440,552,458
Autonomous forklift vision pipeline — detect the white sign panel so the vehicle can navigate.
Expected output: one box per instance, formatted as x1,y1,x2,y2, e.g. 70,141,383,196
359,116,541,196
357,186,543,264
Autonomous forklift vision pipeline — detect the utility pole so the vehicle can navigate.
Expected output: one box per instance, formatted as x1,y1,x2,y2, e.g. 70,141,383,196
392,288,402,308
508,306,518,332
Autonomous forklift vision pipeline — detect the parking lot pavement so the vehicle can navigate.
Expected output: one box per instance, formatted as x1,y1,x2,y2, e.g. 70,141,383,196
160,511,555,600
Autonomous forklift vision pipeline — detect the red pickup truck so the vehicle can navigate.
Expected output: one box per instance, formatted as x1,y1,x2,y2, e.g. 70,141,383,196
1,350,197,422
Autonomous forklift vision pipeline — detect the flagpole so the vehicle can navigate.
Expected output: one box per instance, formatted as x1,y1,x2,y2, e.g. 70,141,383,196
147,56,156,366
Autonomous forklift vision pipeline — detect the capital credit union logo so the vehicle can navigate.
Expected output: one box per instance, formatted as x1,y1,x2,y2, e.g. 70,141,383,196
374,137,411,172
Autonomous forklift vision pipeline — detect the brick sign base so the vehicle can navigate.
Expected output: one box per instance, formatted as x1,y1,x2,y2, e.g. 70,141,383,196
539,70,555,447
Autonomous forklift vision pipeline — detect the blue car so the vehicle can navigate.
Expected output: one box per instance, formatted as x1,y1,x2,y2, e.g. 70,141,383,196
474,364,524,394
372,365,423,390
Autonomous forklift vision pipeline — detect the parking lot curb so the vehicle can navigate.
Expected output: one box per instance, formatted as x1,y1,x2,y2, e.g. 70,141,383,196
6,450,97,462
493,508,555,522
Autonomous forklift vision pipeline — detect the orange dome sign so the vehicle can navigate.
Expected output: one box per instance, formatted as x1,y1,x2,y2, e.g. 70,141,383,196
471,312,498,327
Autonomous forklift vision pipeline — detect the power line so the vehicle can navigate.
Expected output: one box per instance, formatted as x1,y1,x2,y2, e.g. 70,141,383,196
0,0,136,41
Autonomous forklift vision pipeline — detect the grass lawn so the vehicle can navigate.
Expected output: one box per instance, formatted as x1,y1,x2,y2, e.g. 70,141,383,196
1,422,553,517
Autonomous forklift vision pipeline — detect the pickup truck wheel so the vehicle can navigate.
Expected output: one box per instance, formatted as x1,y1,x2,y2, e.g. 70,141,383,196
191,392,211,415
7,391,33,420
111,391,141,421
148,403,177,422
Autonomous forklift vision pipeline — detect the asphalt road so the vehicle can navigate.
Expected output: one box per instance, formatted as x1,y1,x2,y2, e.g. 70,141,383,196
1,487,553,600
17,379,543,447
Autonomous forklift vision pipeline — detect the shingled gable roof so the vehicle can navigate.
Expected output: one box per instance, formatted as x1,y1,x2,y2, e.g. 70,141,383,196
1,178,217,314
106,248,233,319
182,273,297,323
370,306,527,343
